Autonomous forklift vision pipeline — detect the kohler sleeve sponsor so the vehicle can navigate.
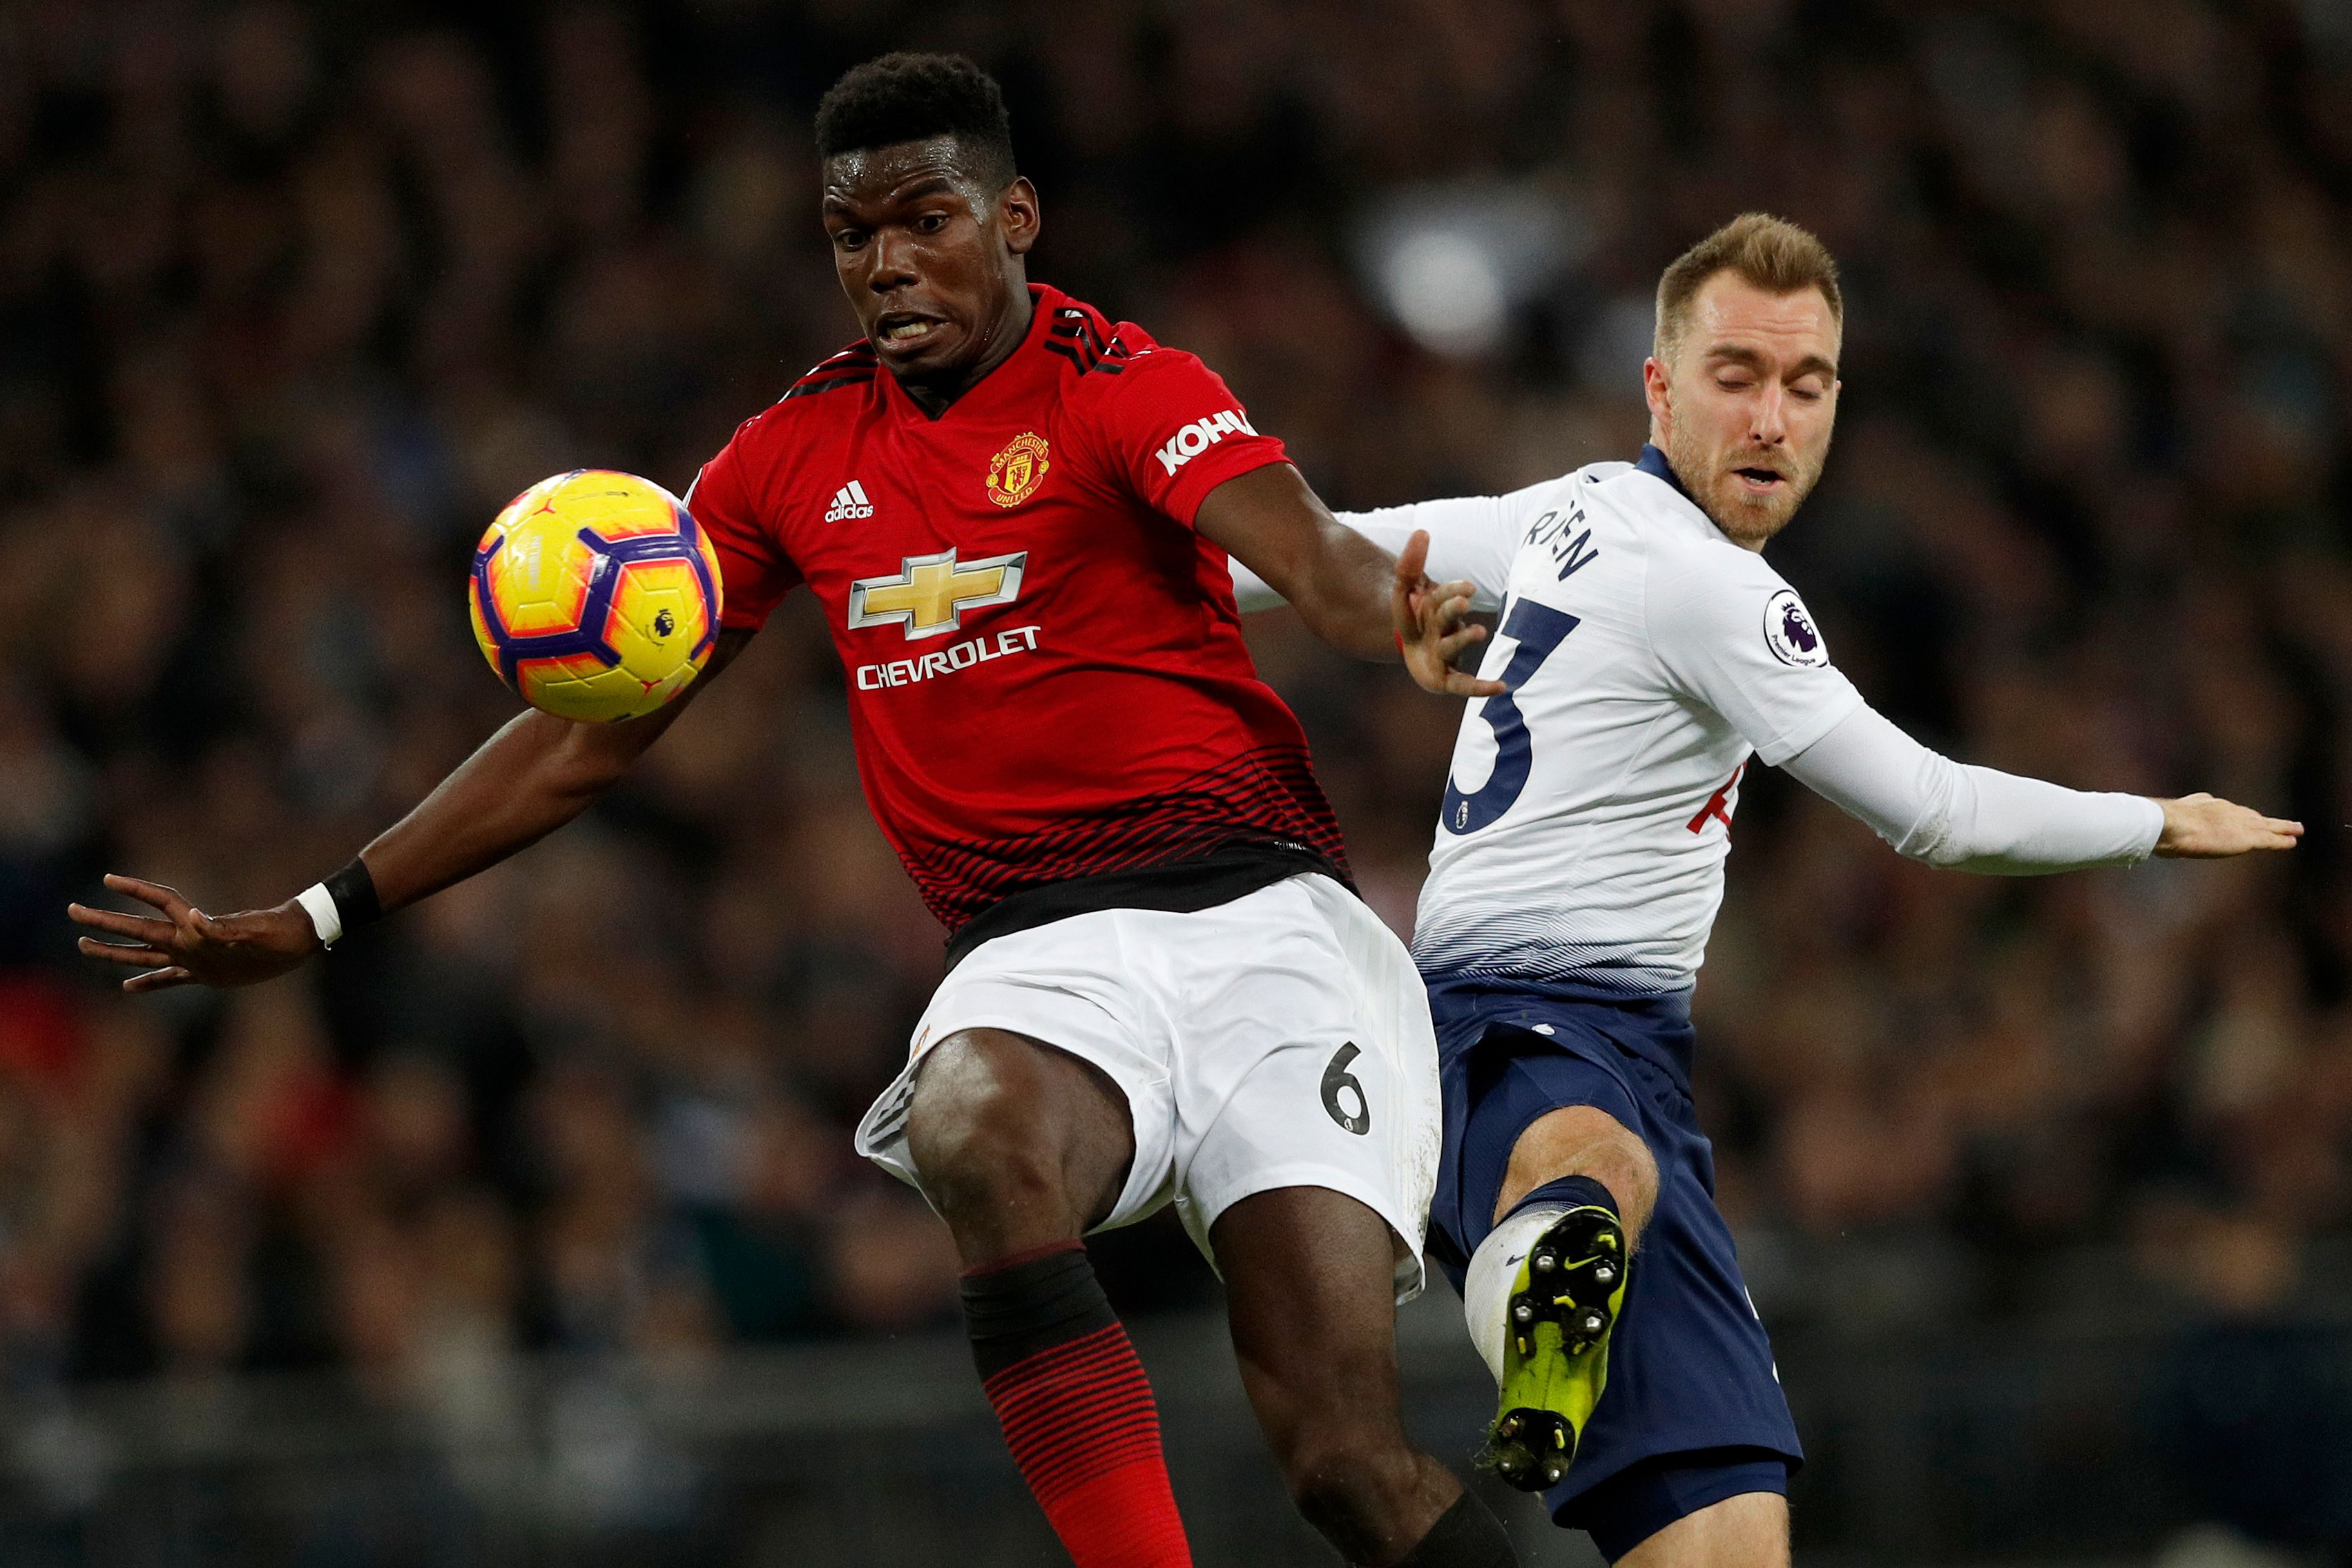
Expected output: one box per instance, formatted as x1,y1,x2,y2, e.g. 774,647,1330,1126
1155,409,1258,474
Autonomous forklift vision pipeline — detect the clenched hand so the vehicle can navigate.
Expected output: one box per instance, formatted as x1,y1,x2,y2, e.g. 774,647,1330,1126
1392,530,1507,699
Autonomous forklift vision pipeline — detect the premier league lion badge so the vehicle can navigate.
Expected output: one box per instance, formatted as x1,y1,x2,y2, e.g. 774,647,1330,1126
1763,588,1828,667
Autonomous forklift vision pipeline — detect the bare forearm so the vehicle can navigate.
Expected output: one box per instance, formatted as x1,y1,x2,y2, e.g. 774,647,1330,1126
358,709,635,912
1196,463,1396,659
1195,463,1498,695
71,713,648,992
68,631,753,994
1287,523,1405,659
359,627,751,913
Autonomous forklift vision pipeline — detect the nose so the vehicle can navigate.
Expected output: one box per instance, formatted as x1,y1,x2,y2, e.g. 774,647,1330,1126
1751,382,1791,447
867,229,918,296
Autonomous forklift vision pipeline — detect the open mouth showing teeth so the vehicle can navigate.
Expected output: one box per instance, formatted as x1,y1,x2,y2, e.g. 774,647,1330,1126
880,317,940,344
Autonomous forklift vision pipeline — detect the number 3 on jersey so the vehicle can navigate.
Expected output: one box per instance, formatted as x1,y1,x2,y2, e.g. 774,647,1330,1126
1441,598,1580,835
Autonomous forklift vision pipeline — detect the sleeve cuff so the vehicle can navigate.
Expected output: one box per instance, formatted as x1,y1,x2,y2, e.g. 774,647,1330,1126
1164,447,1293,527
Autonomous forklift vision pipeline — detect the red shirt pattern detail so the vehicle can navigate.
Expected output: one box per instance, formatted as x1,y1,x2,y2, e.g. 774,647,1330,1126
686,284,1349,934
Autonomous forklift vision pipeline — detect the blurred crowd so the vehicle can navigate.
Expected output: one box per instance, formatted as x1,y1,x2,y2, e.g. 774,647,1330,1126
3,0,2351,1400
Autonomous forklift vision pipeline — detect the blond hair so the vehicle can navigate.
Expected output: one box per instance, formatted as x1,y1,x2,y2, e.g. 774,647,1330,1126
1653,213,1843,362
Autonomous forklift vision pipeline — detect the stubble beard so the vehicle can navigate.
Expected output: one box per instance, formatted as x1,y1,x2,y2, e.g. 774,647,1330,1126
1664,423,1825,549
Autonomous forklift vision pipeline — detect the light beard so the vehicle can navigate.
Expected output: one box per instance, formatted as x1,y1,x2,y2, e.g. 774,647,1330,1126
1662,427,1823,548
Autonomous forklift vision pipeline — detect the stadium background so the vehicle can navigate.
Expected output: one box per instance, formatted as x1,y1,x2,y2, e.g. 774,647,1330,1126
3,0,2351,1562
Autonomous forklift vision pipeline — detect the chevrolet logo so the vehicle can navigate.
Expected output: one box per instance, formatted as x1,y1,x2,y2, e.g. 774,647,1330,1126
847,548,1027,639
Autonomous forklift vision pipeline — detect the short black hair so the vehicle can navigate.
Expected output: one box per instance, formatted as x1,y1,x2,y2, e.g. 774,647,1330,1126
813,52,1017,193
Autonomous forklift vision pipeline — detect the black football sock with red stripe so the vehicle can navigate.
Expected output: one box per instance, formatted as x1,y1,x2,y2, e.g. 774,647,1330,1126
963,1242,1193,1567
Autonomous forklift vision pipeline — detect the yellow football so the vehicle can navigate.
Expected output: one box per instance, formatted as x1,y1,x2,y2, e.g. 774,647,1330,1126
467,470,725,723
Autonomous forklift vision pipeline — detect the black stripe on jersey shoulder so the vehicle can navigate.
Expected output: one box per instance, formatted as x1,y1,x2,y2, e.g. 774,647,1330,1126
1045,346,1126,374
1051,309,1107,356
782,372,875,400
811,340,880,367
781,342,880,400
1046,309,1130,376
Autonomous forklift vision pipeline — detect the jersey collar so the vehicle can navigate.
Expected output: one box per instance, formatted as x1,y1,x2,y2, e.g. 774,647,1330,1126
1635,443,1695,502
1635,443,1743,543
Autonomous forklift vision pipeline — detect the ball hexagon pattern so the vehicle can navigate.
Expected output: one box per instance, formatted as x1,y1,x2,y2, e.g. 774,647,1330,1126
468,470,724,723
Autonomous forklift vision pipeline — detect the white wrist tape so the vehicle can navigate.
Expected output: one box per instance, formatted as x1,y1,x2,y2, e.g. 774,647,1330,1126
295,883,343,948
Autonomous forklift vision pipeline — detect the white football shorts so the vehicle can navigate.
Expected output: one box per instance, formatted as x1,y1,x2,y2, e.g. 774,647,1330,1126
853,873,1442,1302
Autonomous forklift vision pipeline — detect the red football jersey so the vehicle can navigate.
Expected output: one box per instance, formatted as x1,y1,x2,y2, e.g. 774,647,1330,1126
689,284,1349,943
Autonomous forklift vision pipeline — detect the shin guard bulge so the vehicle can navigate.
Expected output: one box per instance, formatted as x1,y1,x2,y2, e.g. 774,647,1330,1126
1471,1175,1628,1491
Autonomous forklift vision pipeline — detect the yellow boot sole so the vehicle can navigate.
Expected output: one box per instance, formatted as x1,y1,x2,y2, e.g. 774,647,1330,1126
1481,1206,1627,1492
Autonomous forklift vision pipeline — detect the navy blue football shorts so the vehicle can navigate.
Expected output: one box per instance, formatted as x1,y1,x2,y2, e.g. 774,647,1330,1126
1424,974,1800,1559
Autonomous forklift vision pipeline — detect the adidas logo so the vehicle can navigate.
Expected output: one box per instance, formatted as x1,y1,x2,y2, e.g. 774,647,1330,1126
825,480,876,522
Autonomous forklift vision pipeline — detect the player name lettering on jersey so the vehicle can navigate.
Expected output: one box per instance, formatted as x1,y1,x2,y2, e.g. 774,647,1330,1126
1524,503,1601,580
1156,409,1259,475
855,625,1042,690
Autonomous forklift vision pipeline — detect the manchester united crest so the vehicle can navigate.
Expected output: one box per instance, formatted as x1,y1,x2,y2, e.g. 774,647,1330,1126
985,432,1050,508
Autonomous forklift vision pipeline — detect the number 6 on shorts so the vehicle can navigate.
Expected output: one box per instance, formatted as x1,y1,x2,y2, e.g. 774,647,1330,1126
1322,1042,1372,1135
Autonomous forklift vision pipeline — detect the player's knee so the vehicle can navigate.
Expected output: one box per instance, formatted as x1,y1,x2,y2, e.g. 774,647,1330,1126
1500,1104,1661,1234
1599,1122,1661,1227
1616,1490,1788,1567
904,1038,1074,1232
1280,1429,1419,1553
1266,1402,1425,1555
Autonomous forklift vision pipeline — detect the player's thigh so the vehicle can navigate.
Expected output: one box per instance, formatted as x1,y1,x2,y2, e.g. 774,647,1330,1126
1441,1025,1652,1266
860,904,1181,1257
902,1027,1136,1257
1215,1188,1465,1561
1612,1489,1789,1568
1173,876,1441,1297
1211,1185,1411,1453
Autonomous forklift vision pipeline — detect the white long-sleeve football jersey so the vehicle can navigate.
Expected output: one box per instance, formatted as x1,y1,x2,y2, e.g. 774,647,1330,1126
1235,447,2161,995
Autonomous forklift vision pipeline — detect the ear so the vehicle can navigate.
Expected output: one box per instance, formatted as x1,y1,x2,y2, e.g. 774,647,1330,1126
1641,356,1673,432
997,177,1041,258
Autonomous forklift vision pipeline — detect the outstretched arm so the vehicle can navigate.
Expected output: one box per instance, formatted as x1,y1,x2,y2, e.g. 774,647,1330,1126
1228,490,1521,615
70,628,758,991
1782,702,2300,873
1195,463,1501,697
